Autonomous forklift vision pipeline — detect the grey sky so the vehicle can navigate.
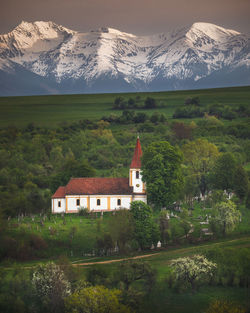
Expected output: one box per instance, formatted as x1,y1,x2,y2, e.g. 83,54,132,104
1,0,250,35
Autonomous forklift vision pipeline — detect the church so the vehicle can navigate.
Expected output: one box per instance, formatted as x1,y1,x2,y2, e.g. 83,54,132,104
51,137,147,213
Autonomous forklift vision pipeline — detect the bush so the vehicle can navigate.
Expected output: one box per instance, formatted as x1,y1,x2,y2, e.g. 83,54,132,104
78,207,89,217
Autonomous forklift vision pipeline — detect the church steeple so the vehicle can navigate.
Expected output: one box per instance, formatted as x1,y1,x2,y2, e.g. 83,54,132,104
129,136,145,194
130,136,142,169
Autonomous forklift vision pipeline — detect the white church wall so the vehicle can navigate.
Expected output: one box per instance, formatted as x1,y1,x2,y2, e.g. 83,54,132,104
52,198,66,213
90,196,108,210
53,193,146,212
67,196,88,212
110,196,131,210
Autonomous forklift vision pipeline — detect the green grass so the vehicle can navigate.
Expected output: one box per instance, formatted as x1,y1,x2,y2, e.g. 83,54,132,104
0,86,249,127
2,226,250,313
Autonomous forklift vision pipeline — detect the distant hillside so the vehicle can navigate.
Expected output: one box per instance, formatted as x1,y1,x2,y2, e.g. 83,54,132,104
0,85,249,127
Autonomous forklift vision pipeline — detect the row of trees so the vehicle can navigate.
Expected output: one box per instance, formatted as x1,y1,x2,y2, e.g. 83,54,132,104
173,97,250,120
102,110,167,124
113,96,161,110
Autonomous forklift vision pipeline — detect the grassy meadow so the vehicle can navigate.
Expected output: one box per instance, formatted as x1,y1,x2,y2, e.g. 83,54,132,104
0,86,250,127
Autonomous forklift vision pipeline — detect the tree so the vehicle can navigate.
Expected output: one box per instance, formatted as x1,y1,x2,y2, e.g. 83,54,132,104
182,139,219,196
210,152,237,192
107,209,134,254
246,189,250,209
32,262,71,313
233,165,249,202
170,255,216,293
130,201,159,250
210,200,241,236
141,141,183,208
144,97,156,109
133,112,147,123
64,285,131,313
179,208,191,239
150,112,160,124
113,97,127,110
185,97,200,106
182,174,199,207
172,122,192,140
117,260,156,292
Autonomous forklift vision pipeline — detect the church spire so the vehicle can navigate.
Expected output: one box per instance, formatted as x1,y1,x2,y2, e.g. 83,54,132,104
130,136,142,169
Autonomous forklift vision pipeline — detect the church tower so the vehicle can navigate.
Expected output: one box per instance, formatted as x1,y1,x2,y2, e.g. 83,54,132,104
129,136,146,194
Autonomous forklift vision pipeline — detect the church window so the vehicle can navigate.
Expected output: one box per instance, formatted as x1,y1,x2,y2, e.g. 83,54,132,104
76,199,80,206
117,199,121,206
58,201,61,207
136,171,139,179
97,199,101,206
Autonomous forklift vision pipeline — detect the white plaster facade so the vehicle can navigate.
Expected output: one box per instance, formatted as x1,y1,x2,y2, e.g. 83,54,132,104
51,194,147,213
51,198,66,213
51,137,147,213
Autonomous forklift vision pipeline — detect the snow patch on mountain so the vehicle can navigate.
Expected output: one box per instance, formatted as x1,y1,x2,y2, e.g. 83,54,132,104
0,21,249,95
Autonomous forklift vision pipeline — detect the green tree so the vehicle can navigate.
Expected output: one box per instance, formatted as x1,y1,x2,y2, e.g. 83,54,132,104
182,174,199,207
64,285,131,313
130,201,159,250
179,208,191,239
32,262,71,313
182,139,219,196
107,209,134,254
233,165,249,201
144,97,156,109
210,200,241,236
170,255,216,293
210,152,237,192
117,260,156,292
141,141,183,208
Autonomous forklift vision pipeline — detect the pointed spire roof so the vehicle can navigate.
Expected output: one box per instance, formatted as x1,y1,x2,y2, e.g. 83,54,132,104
130,136,142,168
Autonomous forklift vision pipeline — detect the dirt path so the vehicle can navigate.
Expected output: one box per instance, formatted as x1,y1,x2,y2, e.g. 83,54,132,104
72,252,162,266
72,235,250,267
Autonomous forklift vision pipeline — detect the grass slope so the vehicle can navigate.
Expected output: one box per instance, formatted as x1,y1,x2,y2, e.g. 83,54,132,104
2,234,249,313
0,86,249,127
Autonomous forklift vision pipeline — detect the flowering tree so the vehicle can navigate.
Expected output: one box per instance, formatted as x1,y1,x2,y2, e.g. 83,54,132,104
210,201,241,236
170,255,216,292
32,262,71,313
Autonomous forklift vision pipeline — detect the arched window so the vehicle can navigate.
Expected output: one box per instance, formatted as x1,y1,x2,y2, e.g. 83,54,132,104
136,171,139,179
58,201,61,207
117,199,121,206
97,199,101,206
76,199,80,206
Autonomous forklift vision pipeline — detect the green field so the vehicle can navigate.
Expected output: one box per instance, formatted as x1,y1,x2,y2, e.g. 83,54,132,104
1,229,249,313
0,86,249,127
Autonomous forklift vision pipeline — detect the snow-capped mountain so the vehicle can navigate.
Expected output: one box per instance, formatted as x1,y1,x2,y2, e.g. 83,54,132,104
0,21,249,96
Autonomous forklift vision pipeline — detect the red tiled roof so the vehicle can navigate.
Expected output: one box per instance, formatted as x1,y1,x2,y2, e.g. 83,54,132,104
52,186,66,199
65,177,133,195
130,137,143,168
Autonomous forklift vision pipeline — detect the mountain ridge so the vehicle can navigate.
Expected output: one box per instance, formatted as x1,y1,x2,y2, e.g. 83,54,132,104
0,21,249,96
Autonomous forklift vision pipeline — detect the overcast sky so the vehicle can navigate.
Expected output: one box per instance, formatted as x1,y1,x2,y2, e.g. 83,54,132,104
1,0,250,35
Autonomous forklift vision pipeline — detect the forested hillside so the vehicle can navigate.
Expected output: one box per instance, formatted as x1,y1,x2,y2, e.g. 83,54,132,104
0,86,250,217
